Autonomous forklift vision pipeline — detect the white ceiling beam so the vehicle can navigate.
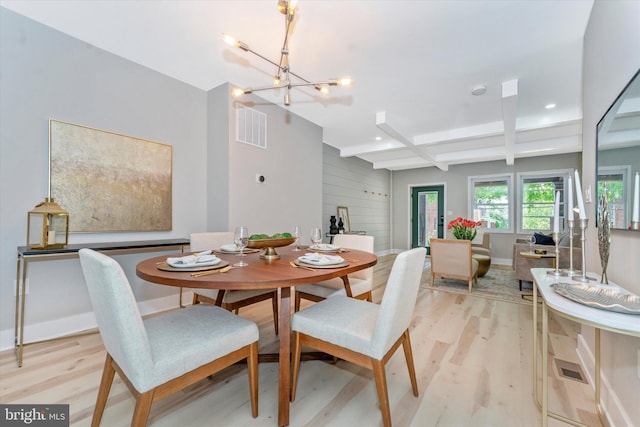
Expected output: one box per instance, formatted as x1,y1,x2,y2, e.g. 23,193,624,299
339,140,404,157
413,121,504,146
502,79,518,165
372,157,431,170
375,112,448,171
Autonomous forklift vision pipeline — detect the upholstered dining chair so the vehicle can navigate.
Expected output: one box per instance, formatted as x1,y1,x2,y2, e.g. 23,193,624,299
188,232,279,335
78,249,259,427
429,238,478,292
294,234,374,311
291,247,426,427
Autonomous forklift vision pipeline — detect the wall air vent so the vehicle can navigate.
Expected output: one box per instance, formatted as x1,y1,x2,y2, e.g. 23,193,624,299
236,107,267,149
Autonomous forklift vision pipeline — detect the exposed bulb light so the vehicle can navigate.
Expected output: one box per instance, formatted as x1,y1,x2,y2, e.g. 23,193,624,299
223,1,351,106
545,103,556,109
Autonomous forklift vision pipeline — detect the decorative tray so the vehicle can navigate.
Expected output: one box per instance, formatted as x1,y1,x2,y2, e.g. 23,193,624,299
551,282,640,315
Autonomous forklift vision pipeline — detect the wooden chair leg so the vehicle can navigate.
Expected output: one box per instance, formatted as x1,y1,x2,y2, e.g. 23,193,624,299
192,293,200,305
372,359,392,427
290,332,302,401
91,354,116,427
271,293,279,335
131,390,154,427
401,330,419,396
247,342,259,418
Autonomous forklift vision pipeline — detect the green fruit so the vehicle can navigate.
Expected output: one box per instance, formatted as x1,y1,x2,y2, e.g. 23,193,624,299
271,233,284,239
282,232,292,238
249,234,261,240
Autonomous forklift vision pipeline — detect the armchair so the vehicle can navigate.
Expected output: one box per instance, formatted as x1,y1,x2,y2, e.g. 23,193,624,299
429,238,479,292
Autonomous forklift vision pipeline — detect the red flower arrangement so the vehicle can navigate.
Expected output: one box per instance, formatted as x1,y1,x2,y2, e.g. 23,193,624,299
447,217,482,240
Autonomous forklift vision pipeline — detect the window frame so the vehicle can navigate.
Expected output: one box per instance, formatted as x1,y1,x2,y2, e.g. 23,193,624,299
516,169,573,234
468,173,514,234
597,165,632,228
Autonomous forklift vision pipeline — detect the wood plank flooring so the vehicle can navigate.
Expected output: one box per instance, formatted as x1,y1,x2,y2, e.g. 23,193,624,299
0,255,600,426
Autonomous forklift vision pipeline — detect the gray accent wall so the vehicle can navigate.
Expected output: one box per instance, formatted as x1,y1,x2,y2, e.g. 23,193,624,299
323,145,391,254
0,8,322,349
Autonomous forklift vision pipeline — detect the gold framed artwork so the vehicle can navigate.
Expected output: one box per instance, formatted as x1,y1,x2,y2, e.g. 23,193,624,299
49,119,173,232
337,206,350,232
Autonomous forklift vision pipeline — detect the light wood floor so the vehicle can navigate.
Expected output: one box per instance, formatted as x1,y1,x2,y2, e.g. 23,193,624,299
0,255,601,426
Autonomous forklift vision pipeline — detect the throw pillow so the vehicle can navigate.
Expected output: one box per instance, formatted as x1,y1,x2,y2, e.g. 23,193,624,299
534,232,555,245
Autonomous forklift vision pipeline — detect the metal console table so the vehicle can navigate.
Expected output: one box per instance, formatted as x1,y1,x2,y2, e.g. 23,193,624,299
531,268,640,426
14,238,190,367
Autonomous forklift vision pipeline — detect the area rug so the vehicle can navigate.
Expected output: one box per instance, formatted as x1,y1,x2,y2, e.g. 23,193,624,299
421,260,533,305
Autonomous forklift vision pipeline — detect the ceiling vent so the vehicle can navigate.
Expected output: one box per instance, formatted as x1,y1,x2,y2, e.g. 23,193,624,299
236,106,267,149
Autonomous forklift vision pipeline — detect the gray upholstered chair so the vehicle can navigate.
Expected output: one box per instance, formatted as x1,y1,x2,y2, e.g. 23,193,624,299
294,234,374,311
291,247,426,427
189,232,279,334
429,238,478,292
78,249,259,427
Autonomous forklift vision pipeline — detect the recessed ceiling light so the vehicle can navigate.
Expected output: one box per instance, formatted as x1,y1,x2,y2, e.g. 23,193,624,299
545,103,556,109
375,136,382,141
471,85,487,96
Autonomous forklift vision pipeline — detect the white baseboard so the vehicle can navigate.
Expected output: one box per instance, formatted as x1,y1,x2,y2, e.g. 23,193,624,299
577,333,633,427
0,292,191,353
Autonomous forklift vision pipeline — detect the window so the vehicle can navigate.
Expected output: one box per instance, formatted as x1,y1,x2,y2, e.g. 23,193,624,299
469,174,513,232
597,166,631,229
517,170,572,234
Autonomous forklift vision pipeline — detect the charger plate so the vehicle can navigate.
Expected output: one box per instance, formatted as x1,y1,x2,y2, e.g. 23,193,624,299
551,282,640,315
294,259,349,269
158,260,229,272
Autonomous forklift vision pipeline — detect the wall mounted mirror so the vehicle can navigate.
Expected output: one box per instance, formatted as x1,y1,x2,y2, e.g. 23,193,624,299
596,69,640,231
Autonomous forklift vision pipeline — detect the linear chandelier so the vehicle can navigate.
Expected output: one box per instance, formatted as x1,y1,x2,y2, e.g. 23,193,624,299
222,0,352,106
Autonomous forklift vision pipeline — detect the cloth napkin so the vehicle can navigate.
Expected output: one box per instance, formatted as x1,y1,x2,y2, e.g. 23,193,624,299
298,253,344,265
220,244,239,252
166,250,219,267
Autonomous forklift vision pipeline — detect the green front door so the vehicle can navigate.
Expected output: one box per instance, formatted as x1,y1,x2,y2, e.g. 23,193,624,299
411,185,444,254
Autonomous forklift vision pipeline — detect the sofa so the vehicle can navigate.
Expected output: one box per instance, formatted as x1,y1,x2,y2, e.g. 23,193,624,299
512,233,582,290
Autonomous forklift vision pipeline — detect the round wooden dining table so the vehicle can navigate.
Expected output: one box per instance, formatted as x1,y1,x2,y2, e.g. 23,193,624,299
136,245,377,427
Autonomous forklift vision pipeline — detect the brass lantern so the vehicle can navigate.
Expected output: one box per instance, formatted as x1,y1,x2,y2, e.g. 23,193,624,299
27,198,69,249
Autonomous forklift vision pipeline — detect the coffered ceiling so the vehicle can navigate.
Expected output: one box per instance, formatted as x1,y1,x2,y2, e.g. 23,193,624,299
1,0,595,170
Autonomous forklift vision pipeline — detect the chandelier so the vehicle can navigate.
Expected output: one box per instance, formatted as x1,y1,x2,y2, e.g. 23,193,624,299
222,0,352,106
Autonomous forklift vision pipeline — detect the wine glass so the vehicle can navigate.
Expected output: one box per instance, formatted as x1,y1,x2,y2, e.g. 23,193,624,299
310,227,322,248
529,234,536,253
292,225,302,251
234,226,249,267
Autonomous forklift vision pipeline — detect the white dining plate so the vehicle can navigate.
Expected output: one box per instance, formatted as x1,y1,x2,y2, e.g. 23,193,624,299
309,243,341,252
298,253,345,266
166,254,221,268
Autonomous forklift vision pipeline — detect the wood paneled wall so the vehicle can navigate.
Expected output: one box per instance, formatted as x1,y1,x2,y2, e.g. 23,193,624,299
322,145,391,253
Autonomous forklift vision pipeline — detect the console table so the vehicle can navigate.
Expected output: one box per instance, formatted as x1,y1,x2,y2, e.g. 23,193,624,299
14,238,190,367
531,268,640,426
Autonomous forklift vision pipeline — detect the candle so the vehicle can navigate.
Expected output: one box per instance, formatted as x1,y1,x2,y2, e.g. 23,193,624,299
567,176,573,220
633,172,639,223
553,191,560,233
574,169,586,219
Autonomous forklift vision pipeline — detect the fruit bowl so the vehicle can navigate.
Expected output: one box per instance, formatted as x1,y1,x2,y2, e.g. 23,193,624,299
247,237,296,259
247,237,296,249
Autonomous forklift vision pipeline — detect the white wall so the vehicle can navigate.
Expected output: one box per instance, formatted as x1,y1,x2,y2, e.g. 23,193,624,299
581,1,640,425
